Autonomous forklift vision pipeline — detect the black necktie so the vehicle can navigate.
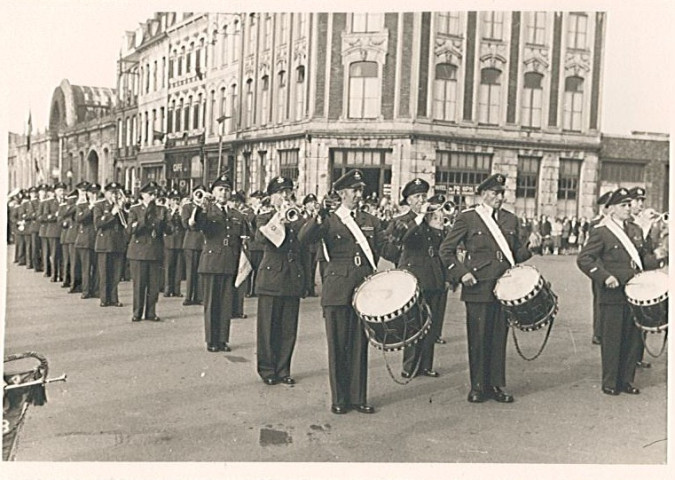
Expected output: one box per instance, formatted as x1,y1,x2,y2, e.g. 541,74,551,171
350,211,356,220
492,209,498,222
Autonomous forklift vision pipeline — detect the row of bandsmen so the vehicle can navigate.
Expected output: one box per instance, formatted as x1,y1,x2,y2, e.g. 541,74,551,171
8,171,668,415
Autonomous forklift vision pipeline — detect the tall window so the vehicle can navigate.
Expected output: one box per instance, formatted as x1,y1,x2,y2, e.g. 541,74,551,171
245,79,254,128
168,101,174,133
168,56,174,79
160,107,165,135
352,13,384,33
478,68,502,125
601,162,645,184
434,151,492,210
348,61,379,119
153,61,158,91
482,11,504,40
437,12,461,36
248,15,257,50
233,21,241,62
295,66,305,120
219,88,227,119
151,109,156,140
195,47,201,75
186,44,192,73
230,84,238,133
162,57,166,87
296,13,307,38
221,28,228,66
144,112,149,144
193,94,201,129
279,149,300,181
277,71,287,123
260,75,269,125
117,119,123,147
567,13,588,49
277,13,289,44
264,14,272,50
527,12,547,45
145,63,150,93
185,97,191,131
126,117,131,146
563,76,584,131
557,159,581,217
209,90,216,134
177,50,183,76
522,72,543,128
433,63,458,121
175,100,182,132
516,156,540,217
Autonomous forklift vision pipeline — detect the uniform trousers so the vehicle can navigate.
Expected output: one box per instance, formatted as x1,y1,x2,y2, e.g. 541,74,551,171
184,249,202,303
77,248,97,296
323,306,369,408
600,302,642,389
16,234,26,265
41,237,51,276
232,282,246,316
465,301,508,391
61,242,72,285
48,238,62,281
69,244,82,289
247,250,263,296
163,248,184,296
30,232,41,270
403,291,447,375
97,252,124,304
201,273,234,346
592,281,602,339
130,260,161,318
256,295,300,381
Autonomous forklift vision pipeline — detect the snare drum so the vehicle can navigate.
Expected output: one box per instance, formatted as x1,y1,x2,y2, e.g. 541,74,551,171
625,270,668,333
352,270,431,351
494,265,558,331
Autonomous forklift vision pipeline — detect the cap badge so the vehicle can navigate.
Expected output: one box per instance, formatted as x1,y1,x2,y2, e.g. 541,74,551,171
414,179,421,185
497,175,504,183
277,177,285,184
354,172,361,179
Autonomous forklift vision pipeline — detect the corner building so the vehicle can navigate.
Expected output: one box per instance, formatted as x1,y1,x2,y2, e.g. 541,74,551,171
205,12,606,219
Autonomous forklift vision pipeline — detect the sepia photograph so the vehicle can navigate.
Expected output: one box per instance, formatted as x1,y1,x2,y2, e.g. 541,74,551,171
1,0,672,479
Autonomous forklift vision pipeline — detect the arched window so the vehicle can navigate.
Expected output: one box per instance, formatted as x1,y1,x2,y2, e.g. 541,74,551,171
295,66,306,120
277,71,287,123
433,63,458,121
522,72,543,128
209,90,216,134
245,79,254,128
348,61,379,119
187,43,193,73
185,96,192,130
478,68,502,125
178,47,184,76
176,99,183,132
168,100,175,133
260,75,270,125
229,84,238,133
563,76,584,131
194,94,201,129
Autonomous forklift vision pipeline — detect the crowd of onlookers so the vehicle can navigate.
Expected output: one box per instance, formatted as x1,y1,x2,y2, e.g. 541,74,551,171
519,215,591,256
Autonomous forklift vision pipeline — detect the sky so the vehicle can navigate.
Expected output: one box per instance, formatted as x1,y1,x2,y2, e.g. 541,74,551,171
1,0,673,136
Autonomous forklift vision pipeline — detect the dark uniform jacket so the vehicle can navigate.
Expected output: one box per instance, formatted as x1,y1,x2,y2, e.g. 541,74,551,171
247,209,265,254
254,212,307,297
381,210,416,264
43,197,63,238
181,203,203,251
38,199,50,237
58,201,78,244
439,206,531,303
74,202,97,249
93,199,128,253
126,202,170,261
27,199,40,234
194,203,247,275
399,219,447,292
577,219,661,305
298,209,385,307
163,207,185,250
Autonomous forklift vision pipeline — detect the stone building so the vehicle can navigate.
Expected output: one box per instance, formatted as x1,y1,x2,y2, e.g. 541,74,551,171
7,130,52,190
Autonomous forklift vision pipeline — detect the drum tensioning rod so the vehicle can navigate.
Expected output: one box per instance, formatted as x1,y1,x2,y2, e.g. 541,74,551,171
4,374,67,391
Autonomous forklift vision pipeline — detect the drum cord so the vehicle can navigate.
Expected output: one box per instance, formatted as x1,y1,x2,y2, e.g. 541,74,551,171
641,330,668,358
507,291,557,361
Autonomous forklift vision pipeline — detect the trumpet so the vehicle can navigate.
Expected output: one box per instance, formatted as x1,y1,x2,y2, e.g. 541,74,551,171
193,189,214,207
279,201,301,222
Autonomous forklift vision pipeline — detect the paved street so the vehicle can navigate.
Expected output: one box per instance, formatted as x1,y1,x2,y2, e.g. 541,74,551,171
2,252,667,465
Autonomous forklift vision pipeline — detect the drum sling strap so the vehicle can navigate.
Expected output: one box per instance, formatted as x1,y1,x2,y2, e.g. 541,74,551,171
335,208,377,270
475,205,515,266
602,219,643,270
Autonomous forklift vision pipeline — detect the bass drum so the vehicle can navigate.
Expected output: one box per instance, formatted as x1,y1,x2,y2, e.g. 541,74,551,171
352,269,431,351
625,270,668,333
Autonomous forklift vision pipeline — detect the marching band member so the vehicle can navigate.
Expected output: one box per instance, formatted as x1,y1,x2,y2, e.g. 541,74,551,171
301,193,320,297
577,188,665,396
231,190,249,319
439,173,532,404
254,176,307,386
193,175,248,352
181,185,205,306
588,190,613,345
42,183,66,283
37,184,50,274
127,181,170,322
163,189,185,298
93,182,128,308
24,186,40,270
12,190,28,266
298,169,385,415
58,189,79,290
75,182,99,299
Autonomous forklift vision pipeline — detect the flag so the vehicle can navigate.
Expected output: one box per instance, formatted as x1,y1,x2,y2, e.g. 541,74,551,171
234,247,253,288
26,111,32,151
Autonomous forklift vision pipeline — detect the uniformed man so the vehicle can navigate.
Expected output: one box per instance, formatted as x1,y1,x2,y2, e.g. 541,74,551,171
11,191,27,265
246,190,267,298
23,186,39,270
35,184,49,273
163,189,185,298
193,175,247,352
181,185,205,306
577,188,665,395
588,190,613,345
42,182,66,283
439,173,532,403
302,193,320,297
93,182,128,307
254,176,307,385
391,191,450,379
231,190,249,319
75,182,99,299
127,181,170,322
58,189,79,290
298,169,385,415
382,179,429,265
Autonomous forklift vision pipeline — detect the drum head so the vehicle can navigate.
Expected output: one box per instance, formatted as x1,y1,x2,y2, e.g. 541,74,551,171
625,270,669,303
494,265,541,302
353,270,417,318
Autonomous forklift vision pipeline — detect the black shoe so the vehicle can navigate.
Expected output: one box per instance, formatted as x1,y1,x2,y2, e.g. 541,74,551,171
331,405,349,414
100,301,108,307
467,389,486,403
220,343,231,352
131,316,142,322
602,386,620,396
622,384,640,395
435,337,447,344
81,293,93,299
636,361,651,369
175,293,183,298
61,283,70,288
69,288,82,294
207,345,221,352
401,371,413,379
264,377,279,386
280,376,295,385
163,293,172,298
195,301,203,305
592,336,601,345
489,386,514,403
110,302,124,307
353,404,375,414
422,369,439,378
145,315,161,322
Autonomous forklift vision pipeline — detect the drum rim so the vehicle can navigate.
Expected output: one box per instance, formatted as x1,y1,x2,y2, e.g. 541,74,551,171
626,292,668,307
352,269,419,320
494,265,544,305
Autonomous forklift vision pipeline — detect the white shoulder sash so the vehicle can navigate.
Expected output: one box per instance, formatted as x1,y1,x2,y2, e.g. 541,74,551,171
603,220,643,271
475,205,515,266
336,211,377,270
